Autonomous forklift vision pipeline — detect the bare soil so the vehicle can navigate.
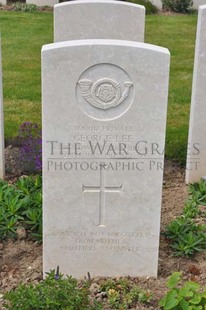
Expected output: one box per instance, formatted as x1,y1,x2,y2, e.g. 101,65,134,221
1,159,206,309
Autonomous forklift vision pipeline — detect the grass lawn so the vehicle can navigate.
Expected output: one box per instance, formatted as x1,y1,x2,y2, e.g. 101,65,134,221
0,11,198,164
0,11,53,138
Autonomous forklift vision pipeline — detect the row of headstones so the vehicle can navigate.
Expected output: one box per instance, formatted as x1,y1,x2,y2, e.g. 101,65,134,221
0,0,205,277
42,1,206,278
1,0,206,9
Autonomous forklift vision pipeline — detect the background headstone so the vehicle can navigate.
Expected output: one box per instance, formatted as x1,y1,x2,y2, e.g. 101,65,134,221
0,39,5,179
150,0,162,9
26,0,59,6
186,5,206,183
193,0,206,9
54,0,145,42
42,39,170,278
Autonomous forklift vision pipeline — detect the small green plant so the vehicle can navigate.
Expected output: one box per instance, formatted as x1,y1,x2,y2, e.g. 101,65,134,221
183,201,200,219
12,2,37,12
164,217,206,256
0,175,42,241
162,0,193,13
3,269,102,310
188,180,206,205
164,180,206,256
100,278,152,309
159,272,206,309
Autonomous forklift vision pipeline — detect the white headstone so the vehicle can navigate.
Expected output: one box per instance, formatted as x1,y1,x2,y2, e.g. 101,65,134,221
186,5,206,183
26,0,58,6
54,0,145,42
0,39,5,179
193,0,206,9
150,0,162,9
42,39,170,278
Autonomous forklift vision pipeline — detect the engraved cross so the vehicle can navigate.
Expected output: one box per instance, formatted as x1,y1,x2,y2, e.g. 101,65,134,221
82,164,122,227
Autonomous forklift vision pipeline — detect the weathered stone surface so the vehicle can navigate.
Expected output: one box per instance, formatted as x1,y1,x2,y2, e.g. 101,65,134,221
42,39,170,278
54,0,145,42
186,5,206,183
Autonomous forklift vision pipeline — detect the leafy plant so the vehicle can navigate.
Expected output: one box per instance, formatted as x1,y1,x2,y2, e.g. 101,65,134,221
162,0,193,13
159,272,206,309
171,230,206,256
183,201,200,219
164,217,196,240
188,180,206,205
3,269,102,310
164,217,206,256
100,278,152,309
0,176,42,241
164,180,206,256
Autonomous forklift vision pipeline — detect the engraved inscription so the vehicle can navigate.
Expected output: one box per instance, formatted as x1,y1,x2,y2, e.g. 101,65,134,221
78,78,133,110
82,164,122,227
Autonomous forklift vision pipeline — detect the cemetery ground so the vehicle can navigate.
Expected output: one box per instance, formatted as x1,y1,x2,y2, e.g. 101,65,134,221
1,7,206,310
1,159,206,310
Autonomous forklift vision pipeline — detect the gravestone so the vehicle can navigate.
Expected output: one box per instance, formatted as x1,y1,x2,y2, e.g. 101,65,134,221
42,39,170,278
54,0,145,42
26,0,59,6
150,0,162,9
193,0,206,9
186,5,206,183
0,39,5,179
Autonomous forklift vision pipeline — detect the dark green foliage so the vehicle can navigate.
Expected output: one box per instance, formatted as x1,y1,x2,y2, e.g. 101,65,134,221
3,270,102,310
164,217,206,256
162,0,193,13
188,180,206,204
159,272,206,309
164,180,206,257
0,176,42,241
126,0,158,14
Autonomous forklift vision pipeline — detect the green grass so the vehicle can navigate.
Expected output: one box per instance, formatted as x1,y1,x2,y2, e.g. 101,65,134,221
0,11,198,163
0,11,53,137
145,14,197,163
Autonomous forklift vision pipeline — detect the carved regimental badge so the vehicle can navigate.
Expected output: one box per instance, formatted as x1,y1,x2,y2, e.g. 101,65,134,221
78,78,133,110
76,64,134,120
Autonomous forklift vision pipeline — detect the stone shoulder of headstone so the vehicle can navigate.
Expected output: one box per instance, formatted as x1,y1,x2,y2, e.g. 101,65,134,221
186,4,206,183
54,0,145,42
